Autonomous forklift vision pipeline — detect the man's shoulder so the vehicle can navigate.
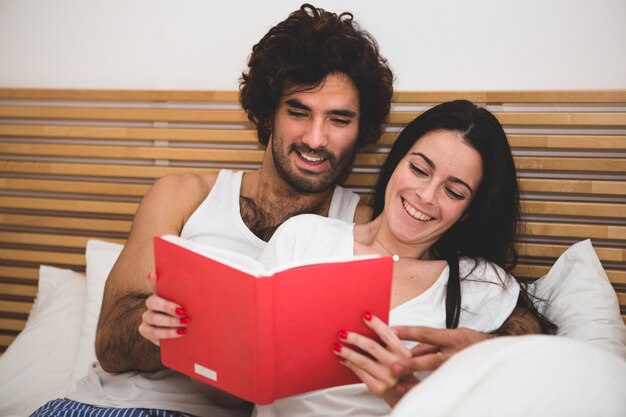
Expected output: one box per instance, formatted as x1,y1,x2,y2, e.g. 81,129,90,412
152,172,218,194
138,172,222,223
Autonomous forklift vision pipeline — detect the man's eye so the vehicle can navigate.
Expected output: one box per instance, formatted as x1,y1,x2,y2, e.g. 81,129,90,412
331,118,350,125
288,110,306,118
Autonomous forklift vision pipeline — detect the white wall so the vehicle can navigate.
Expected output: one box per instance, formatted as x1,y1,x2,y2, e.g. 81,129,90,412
1,0,625,90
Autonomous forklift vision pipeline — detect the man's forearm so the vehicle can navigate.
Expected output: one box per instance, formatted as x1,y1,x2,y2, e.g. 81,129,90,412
96,292,163,373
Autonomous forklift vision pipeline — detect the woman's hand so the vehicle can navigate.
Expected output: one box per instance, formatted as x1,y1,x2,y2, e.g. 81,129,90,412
331,313,417,407
138,271,189,346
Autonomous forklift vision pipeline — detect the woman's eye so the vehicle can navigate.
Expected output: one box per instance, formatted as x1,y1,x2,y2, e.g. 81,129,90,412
409,163,427,176
445,188,465,200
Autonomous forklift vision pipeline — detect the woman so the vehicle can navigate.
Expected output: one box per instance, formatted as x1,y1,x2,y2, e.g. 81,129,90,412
142,100,550,416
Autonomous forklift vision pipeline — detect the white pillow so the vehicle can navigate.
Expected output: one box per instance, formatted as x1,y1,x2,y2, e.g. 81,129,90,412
530,239,626,359
390,335,626,417
0,266,86,417
68,239,123,386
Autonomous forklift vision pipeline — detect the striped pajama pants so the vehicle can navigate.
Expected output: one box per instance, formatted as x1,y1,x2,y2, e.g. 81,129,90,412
30,398,191,417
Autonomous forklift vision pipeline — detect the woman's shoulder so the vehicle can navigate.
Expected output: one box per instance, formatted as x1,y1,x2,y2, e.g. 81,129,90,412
459,257,515,286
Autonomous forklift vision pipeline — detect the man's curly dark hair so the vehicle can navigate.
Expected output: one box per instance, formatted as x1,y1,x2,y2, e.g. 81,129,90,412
240,3,394,147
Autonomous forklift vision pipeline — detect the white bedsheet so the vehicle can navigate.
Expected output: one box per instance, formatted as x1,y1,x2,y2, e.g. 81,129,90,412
390,335,626,417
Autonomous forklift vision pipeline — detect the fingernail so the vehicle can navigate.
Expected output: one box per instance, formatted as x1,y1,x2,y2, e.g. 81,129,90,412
363,311,372,321
338,330,348,340
179,317,189,325
331,342,342,353
175,307,186,316
176,328,187,335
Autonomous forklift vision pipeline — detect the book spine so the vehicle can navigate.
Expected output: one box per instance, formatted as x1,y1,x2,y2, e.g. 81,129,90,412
252,278,275,404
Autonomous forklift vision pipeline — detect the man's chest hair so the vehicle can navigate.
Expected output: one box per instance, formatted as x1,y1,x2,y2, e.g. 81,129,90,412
239,195,326,242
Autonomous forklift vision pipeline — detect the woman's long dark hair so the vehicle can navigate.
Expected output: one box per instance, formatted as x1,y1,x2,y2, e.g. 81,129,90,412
372,100,555,332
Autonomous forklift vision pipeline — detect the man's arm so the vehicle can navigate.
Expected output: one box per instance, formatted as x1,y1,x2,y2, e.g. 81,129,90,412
95,174,212,373
390,306,544,386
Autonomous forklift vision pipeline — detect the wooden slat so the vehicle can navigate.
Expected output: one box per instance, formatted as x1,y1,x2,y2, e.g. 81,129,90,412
0,124,259,143
0,283,37,298
2,158,625,181
6,175,622,200
388,111,626,127
7,143,624,174
0,334,17,347
617,293,626,306
514,156,626,173
0,317,26,332
391,90,626,104
507,134,626,150
0,300,33,315
522,222,626,240
518,178,626,196
0,231,125,248
3,195,619,220
344,173,626,196
0,142,265,162
0,178,151,196
0,213,132,233
0,196,138,215
513,265,626,285
2,106,626,127
0,160,212,178
0,265,39,280
0,106,250,123
522,200,626,218
2,89,625,104
518,243,626,263
0,248,85,266
0,88,240,102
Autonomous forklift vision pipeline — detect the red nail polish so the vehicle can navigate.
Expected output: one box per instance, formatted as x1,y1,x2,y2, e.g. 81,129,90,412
338,330,348,340
179,317,189,324
175,307,185,316
363,311,373,321
331,342,342,353
177,328,187,335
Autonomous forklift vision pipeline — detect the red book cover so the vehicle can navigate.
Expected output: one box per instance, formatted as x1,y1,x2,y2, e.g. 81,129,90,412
154,235,393,404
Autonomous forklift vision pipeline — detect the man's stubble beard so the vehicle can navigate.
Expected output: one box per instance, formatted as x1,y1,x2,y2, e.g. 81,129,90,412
271,137,356,194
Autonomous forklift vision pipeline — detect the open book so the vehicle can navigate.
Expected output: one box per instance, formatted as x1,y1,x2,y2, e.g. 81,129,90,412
154,235,393,404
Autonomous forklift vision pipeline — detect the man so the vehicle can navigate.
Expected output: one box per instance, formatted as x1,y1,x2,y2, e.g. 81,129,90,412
31,4,394,417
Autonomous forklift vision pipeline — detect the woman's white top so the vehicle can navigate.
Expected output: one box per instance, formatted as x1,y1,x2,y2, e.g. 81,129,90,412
255,214,520,417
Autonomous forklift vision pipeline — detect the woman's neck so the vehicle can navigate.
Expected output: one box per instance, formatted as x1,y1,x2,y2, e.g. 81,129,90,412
353,215,432,261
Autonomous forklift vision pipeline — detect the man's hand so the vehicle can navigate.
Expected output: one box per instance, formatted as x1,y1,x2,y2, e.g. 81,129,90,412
392,326,491,373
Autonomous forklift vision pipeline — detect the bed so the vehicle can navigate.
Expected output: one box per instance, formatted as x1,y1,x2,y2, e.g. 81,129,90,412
0,89,624,416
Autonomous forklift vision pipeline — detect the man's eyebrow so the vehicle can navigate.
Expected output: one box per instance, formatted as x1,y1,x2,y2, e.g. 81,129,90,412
410,152,474,194
285,98,310,111
285,98,358,118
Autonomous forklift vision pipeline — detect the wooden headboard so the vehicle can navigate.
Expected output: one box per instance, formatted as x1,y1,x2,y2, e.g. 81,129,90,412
0,89,625,352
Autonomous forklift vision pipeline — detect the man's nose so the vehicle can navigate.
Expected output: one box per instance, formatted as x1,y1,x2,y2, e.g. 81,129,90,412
302,119,328,149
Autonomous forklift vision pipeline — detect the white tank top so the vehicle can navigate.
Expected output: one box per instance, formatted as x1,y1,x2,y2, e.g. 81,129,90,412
181,170,360,257
68,170,360,417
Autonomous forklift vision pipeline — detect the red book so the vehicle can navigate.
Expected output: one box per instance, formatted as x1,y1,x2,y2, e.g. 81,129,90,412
154,235,393,405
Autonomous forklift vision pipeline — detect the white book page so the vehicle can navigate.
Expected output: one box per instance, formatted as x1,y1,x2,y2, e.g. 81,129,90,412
161,235,268,277
161,235,382,277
